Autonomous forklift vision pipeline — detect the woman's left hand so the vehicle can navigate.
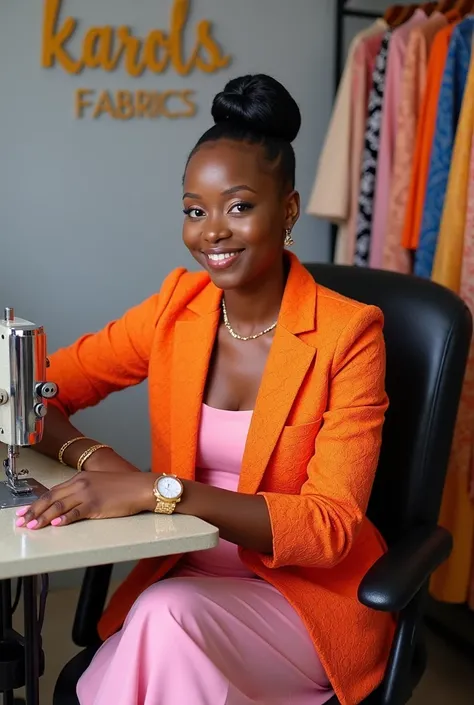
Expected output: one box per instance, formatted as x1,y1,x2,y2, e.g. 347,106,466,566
15,471,156,530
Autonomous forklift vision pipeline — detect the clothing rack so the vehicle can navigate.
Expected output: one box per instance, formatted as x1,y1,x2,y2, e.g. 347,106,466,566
331,0,474,653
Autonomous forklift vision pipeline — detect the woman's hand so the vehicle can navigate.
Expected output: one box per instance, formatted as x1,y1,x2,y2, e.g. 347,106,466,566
15,471,156,530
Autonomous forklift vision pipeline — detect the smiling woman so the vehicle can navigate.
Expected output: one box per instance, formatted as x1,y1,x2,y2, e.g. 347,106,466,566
25,74,392,705
182,75,300,322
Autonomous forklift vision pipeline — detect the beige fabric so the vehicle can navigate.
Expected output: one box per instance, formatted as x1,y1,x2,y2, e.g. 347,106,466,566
307,20,387,263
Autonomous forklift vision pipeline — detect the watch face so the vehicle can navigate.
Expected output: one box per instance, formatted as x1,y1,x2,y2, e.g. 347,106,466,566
157,475,182,500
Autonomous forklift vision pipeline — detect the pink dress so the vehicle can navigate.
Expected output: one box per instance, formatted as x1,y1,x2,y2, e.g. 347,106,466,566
77,404,334,705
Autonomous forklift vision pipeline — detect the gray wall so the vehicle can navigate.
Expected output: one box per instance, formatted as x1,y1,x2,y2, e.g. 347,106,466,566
0,0,388,587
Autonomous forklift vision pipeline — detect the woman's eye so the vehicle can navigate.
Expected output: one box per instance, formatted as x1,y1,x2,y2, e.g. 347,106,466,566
183,207,205,219
229,202,254,214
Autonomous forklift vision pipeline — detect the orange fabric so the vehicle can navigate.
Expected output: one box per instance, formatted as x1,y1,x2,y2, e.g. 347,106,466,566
47,255,394,705
383,12,448,273
402,21,458,250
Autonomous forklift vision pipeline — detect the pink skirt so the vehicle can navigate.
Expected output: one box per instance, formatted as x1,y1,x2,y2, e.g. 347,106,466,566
77,563,334,705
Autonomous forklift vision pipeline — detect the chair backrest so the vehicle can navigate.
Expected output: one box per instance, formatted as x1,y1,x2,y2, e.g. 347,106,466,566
304,263,472,544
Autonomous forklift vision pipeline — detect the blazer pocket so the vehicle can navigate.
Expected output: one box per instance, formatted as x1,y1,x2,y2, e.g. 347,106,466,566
267,418,323,492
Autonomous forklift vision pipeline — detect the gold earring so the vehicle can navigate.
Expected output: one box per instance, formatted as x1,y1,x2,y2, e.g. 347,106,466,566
284,228,294,247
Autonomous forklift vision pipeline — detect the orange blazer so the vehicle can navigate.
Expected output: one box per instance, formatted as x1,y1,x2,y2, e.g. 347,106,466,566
48,254,393,705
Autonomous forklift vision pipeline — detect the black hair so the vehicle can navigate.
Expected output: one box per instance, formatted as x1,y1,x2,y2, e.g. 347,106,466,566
186,74,301,189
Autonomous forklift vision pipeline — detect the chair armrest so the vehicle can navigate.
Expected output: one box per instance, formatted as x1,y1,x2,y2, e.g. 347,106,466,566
358,526,452,612
72,564,114,647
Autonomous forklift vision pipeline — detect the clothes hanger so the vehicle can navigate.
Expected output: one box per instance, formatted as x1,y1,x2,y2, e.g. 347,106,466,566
454,0,474,15
420,2,438,14
435,0,457,11
383,5,403,25
390,4,417,26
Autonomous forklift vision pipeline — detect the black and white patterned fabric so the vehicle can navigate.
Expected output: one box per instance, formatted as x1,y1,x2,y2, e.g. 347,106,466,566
354,31,392,267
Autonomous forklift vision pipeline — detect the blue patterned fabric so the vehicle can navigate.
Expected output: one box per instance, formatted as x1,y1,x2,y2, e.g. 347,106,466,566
414,18,474,279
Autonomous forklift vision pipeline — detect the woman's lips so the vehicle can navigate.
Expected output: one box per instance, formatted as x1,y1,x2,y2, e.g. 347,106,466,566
204,250,243,270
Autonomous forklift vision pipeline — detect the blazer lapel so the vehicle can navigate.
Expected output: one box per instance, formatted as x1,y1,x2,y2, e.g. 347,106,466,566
238,327,316,494
170,287,221,481
239,255,319,494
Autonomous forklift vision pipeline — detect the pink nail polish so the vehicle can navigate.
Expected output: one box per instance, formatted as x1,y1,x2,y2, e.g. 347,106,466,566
26,519,38,530
16,506,30,517
51,517,62,526
15,517,26,527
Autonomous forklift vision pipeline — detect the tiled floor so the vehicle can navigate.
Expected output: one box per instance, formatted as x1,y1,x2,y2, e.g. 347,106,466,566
11,587,474,704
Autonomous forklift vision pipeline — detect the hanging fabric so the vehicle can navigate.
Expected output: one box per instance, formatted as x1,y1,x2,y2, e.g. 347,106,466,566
369,9,428,269
307,20,387,264
428,17,474,605
382,11,451,273
414,17,474,278
354,31,392,267
401,22,459,251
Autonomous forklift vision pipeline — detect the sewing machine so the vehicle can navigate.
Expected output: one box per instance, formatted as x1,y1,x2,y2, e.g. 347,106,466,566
0,307,57,509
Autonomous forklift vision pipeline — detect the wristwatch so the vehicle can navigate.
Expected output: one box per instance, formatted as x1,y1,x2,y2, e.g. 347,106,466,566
153,474,184,514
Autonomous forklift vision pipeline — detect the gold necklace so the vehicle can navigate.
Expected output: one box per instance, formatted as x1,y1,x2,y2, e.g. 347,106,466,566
221,298,278,341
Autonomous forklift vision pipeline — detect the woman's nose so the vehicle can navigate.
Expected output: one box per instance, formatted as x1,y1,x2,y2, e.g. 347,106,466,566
203,225,232,244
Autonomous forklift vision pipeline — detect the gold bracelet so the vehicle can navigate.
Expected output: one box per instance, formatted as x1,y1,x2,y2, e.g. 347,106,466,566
76,444,112,472
58,437,93,466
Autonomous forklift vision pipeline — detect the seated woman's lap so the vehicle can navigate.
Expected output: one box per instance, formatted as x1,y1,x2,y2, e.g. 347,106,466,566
77,575,332,705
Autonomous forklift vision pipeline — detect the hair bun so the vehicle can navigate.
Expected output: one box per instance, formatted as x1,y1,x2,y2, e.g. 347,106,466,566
211,74,301,143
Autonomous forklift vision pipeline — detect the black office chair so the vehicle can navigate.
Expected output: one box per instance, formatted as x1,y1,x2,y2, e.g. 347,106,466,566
53,264,472,705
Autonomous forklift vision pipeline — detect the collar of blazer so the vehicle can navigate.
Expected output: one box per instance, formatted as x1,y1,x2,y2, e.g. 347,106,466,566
170,253,319,494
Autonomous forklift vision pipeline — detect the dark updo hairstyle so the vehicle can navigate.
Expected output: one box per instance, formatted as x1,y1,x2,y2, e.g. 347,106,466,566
187,74,301,189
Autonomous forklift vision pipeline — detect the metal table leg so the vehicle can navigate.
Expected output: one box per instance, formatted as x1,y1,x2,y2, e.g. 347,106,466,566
0,580,15,705
23,578,39,705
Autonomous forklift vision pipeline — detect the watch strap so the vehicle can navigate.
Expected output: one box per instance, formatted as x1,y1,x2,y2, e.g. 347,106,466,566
153,499,177,515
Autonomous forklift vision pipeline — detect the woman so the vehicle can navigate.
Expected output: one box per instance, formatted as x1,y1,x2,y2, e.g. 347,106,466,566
16,75,393,705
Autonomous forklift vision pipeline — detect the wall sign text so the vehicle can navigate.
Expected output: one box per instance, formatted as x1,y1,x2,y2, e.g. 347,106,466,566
42,0,231,120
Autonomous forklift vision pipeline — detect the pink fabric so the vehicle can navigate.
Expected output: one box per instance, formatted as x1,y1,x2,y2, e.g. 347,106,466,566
77,404,334,705
370,10,427,268
335,30,384,264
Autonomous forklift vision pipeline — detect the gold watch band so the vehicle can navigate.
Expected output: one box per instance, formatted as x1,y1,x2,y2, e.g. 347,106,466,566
153,499,177,515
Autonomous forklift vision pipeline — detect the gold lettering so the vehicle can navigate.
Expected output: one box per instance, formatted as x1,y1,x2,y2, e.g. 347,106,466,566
92,90,117,119
181,89,197,118
75,89,196,119
117,27,146,78
161,90,194,118
136,91,153,118
149,92,166,119
194,20,231,73
75,89,95,118
42,0,83,73
42,0,231,78
83,27,120,71
143,30,170,73
116,91,135,120
168,0,194,76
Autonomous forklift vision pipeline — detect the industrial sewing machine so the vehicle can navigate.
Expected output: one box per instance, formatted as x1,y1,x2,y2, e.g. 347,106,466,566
0,307,57,509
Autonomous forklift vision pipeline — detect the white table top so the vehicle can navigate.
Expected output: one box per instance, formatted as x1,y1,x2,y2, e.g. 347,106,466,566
0,448,219,580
